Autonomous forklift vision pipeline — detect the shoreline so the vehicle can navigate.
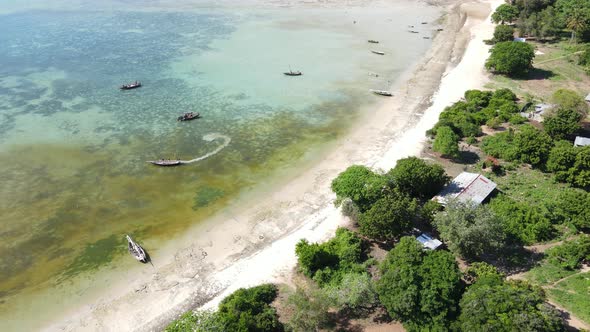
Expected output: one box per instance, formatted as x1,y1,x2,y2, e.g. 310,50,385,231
43,0,500,330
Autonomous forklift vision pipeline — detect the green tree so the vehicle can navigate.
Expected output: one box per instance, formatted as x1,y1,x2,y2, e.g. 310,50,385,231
486,41,536,76
481,130,519,161
546,235,590,269
434,201,508,260
358,191,419,241
543,108,582,139
490,195,554,244
330,165,387,212
556,0,590,41
568,146,590,189
494,24,515,42
287,287,331,332
549,188,590,229
551,88,589,118
376,237,463,331
514,124,554,166
459,280,565,331
547,140,578,181
216,284,284,332
324,272,377,311
433,125,460,158
386,156,450,200
492,4,520,24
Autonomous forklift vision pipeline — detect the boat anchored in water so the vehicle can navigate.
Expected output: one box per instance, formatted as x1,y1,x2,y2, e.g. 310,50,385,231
120,81,142,90
126,235,147,263
284,69,302,76
370,89,393,97
147,159,182,166
177,112,201,121
368,39,379,44
371,50,385,55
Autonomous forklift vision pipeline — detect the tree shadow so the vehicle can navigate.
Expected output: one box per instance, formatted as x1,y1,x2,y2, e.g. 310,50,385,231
521,68,556,81
488,245,546,275
454,151,480,165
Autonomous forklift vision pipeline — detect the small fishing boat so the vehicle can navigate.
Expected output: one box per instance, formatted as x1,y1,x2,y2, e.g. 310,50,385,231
120,81,142,90
370,89,393,97
437,28,444,31
368,39,379,44
177,112,201,121
423,36,431,39
421,22,428,24
147,159,182,166
408,30,419,34
371,50,385,55
284,69,302,76
126,235,147,263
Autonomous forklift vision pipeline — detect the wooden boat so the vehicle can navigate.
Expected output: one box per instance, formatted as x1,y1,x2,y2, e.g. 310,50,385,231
126,235,147,263
177,112,201,121
423,36,431,39
371,50,385,55
368,39,379,44
147,159,182,166
421,22,428,24
370,89,393,97
120,81,142,90
408,30,419,34
284,70,302,76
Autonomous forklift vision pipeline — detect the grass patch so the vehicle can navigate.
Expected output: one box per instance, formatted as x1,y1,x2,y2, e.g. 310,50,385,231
525,263,577,285
548,272,590,324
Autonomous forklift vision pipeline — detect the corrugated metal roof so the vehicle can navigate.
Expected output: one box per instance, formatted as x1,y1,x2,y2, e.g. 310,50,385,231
416,234,442,250
574,136,590,147
586,93,590,102
433,172,497,205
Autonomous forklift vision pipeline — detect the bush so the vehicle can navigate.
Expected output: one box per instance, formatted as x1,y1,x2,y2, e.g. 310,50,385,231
551,88,589,117
481,131,519,161
494,24,515,42
514,124,554,166
434,201,509,260
287,287,331,332
549,188,590,229
324,272,377,311
543,108,582,139
486,41,535,76
165,310,223,332
377,237,463,331
546,236,590,270
547,140,578,181
568,146,590,189
509,114,527,124
358,191,419,241
433,126,460,158
331,165,388,212
386,156,450,200
217,284,284,332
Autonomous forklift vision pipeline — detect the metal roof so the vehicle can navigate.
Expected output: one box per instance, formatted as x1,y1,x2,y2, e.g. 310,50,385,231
574,136,590,147
433,172,497,205
416,234,442,250
586,93,590,102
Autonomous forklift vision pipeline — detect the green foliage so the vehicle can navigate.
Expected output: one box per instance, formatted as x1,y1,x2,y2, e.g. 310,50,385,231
286,287,331,332
165,310,223,332
494,24,515,43
433,126,460,158
486,41,536,76
547,140,579,181
434,201,509,260
514,124,554,166
509,114,527,124
295,228,366,286
547,272,590,324
490,195,555,244
459,280,565,332
549,188,590,229
556,0,590,41
358,191,419,241
376,237,463,331
492,4,520,24
386,156,450,200
551,88,589,117
544,108,583,139
324,272,377,311
547,235,590,269
216,284,283,332
520,7,563,40
568,146,590,189
464,262,504,284
330,165,388,212
481,131,519,161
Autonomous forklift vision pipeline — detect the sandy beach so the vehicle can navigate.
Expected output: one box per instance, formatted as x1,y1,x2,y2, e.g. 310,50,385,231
44,0,502,330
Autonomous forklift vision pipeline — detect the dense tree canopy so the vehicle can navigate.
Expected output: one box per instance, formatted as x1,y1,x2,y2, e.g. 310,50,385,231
376,237,463,331
543,108,583,139
486,41,536,76
330,165,388,212
556,0,590,41
492,4,520,24
490,195,554,245
386,156,450,200
514,124,554,166
459,279,565,332
494,24,515,42
434,201,508,260
549,188,590,229
433,125,460,158
358,191,419,241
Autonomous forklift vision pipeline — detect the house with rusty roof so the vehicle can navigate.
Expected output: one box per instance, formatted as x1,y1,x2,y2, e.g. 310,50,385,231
433,172,497,206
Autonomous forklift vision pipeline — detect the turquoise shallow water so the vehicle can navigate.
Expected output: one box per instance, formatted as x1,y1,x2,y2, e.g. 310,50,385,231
0,0,438,329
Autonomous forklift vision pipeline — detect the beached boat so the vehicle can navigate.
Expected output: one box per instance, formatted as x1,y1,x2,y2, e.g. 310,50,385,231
368,39,379,43
147,159,182,166
120,81,142,90
408,30,419,34
284,70,302,76
370,89,393,97
177,112,201,121
371,50,385,55
126,235,147,263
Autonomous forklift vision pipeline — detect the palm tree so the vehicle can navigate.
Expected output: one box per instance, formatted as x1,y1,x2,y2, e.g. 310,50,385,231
566,10,588,43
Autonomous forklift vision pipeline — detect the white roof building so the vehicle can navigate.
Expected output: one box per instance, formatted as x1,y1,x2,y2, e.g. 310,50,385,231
433,172,497,205
574,136,590,147
585,93,590,103
416,233,443,250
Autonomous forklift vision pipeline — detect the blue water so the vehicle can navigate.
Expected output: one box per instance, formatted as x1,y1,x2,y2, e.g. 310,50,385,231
0,1,439,329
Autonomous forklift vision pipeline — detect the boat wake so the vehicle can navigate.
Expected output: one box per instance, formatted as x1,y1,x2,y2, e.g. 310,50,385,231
180,133,231,164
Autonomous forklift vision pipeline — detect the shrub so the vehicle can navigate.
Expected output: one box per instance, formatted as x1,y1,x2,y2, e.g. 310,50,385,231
568,146,590,189
486,41,535,76
546,236,590,269
548,188,590,229
551,88,589,117
481,131,519,161
324,272,377,311
490,195,555,244
433,126,460,158
509,114,527,124
547,140,578,181
514,124,554,166
331,165,388,212
287,287,330,332
165,310,223,332
494,24,515,42
543,108,582,139
386,156,450,200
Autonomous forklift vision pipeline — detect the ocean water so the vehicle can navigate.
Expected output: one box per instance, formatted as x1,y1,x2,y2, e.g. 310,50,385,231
0,0,439,329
